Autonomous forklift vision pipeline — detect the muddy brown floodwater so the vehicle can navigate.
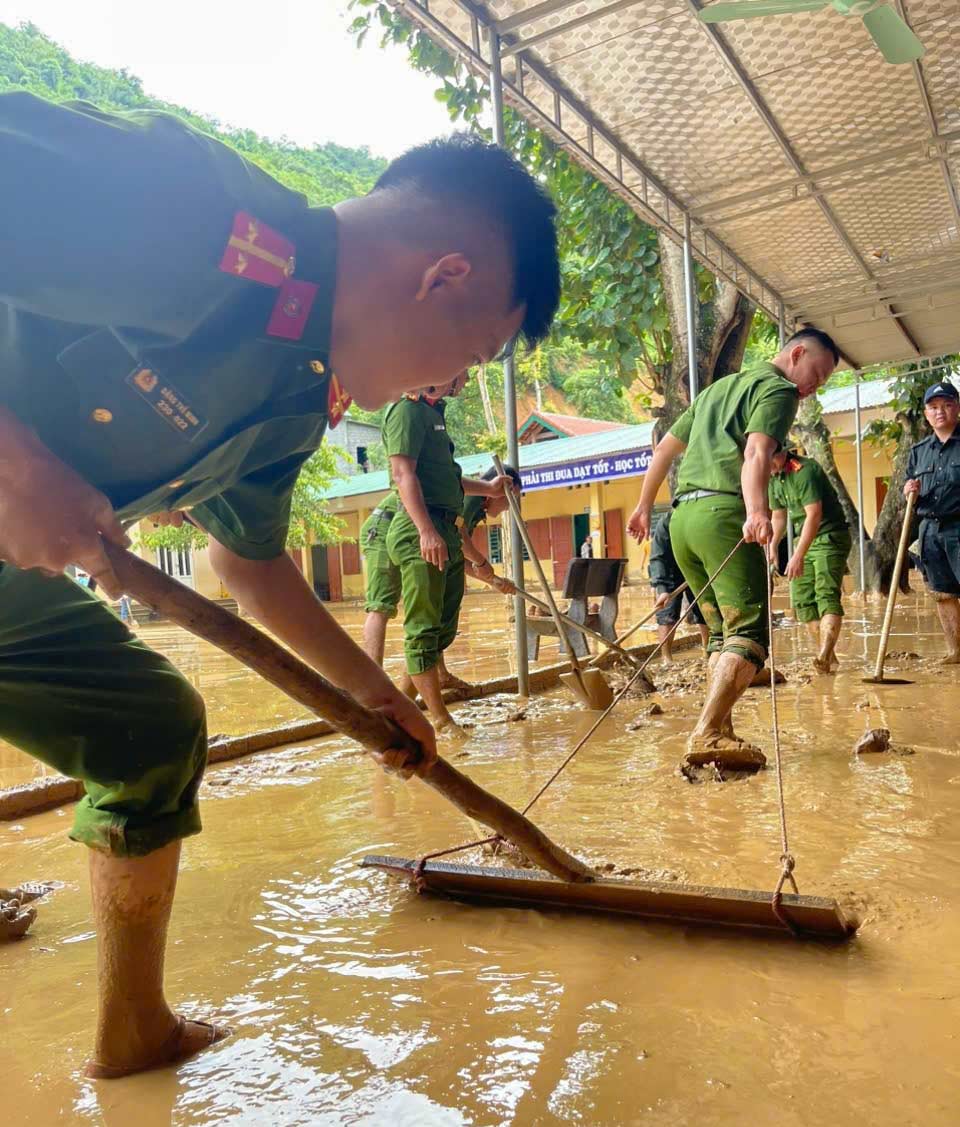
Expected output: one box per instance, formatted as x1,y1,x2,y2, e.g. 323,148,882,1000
3,587,960,1124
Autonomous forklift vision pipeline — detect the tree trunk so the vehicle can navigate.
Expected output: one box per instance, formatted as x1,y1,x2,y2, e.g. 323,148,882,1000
656,232,755,438
869,412,923,593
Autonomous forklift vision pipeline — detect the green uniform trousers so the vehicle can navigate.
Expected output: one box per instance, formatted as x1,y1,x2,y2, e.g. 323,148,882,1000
791,529,850,622
361,509,401,617
0,564,207,857
669,494,768,667
385,509,465,675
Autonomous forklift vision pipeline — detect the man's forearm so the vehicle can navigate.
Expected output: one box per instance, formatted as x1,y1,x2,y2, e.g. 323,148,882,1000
460,528,486,566
795,510,822,557
637,435,685,512
462,475,493,498
741,449,773,516
210,547,399,708
395,471,435,536
770,510,787,550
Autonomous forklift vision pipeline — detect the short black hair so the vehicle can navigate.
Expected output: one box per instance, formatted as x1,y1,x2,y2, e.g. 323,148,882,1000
786,327,840,364
483,462,522,488
373,133,560,345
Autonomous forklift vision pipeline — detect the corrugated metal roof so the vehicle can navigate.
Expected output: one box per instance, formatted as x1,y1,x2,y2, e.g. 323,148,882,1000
323,421,654,502
818,377,894,415
395,0,960,372
518,410,628,438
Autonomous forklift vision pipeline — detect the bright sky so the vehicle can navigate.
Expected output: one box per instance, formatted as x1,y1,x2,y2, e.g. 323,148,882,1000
0,0,455,157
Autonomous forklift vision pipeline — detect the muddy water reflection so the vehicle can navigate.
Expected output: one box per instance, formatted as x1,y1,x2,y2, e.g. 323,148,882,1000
3,592,960,1123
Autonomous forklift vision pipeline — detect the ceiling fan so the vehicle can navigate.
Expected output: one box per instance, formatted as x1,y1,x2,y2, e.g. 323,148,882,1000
697,1,926,65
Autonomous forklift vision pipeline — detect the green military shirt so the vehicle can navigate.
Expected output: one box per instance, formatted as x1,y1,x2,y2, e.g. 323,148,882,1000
0,92,345,559
769,455,847,536
670,363,800,496
382,397,464,513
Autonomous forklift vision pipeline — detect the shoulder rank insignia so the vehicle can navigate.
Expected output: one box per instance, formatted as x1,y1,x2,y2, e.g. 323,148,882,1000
220,211,295,285
219,211,319,343
327,373,352,428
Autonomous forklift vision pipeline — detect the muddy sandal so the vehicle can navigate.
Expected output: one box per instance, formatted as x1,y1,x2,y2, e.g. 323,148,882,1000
84,1016,231,1080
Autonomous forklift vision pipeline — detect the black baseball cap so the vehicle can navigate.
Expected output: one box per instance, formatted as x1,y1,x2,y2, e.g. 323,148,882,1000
923,381,959,405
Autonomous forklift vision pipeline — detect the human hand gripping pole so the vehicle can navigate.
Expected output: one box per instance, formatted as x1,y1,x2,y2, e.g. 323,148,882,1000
101,539,592,882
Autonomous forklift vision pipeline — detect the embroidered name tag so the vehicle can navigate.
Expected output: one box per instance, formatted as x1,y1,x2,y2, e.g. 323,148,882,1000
434,424,446,431
126,368,208,441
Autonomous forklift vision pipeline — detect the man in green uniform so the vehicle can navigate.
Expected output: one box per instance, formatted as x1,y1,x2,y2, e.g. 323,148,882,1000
381,384,516,733
768,449,851,672
627,329,838,771
361,459,518,693
0,92,560,1077
904,380,960,663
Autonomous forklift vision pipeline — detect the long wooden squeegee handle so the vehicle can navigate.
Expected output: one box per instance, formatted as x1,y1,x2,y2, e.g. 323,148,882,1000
492,455,589,696
871,491,917,681
104,541,592,883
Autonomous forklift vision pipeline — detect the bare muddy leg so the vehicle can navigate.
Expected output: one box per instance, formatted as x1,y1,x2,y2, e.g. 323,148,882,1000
85,841,229,1079
685,652,765,772
657,624,674,664
697,624,710,653
813,613,842,672
935,596,960,664
362,611,390,667
411,665,464,736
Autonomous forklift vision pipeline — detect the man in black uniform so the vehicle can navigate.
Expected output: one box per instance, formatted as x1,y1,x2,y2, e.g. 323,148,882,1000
0,92,560,1076
905,380,960,663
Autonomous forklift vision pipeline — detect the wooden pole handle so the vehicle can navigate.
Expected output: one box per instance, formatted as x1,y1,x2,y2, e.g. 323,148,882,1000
493,456,587,688
104,541,592,882
872,491,916,680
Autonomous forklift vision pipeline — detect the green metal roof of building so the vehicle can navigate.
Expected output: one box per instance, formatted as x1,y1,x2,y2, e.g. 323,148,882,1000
323,376,901,508
323,421,656,503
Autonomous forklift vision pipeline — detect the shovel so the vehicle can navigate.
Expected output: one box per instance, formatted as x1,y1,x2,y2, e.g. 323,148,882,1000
863,491,916,685
493,456,613,710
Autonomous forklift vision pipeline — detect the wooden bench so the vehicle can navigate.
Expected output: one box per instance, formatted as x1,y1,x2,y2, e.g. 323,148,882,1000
526,557,627,660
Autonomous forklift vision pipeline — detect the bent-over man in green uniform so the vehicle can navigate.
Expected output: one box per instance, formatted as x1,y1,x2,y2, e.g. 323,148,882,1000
361,458,518,689
381,384,516,733
627,329,838,772
768,450,851,672
0,92,559,1077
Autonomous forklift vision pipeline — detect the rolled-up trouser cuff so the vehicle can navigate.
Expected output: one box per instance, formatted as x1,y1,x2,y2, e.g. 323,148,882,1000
70,801,203,857
364,601,398,618
722,635,767,668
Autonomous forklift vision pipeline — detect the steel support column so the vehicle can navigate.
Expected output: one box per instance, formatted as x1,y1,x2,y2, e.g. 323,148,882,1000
490,30,530,697
854,372,866,594
682,213,698,405
777,302,795,563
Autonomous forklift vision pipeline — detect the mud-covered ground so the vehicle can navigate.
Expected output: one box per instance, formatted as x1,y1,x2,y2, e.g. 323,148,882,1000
3,587,960,1124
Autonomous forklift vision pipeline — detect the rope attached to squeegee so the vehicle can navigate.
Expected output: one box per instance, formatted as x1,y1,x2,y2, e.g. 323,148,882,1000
766,559,801,934
412,538,747,877
519,537,747,817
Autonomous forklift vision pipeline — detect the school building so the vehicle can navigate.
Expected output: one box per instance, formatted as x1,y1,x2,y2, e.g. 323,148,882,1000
136,380,898,602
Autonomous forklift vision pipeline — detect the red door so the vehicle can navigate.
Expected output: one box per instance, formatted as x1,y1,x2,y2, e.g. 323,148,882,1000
603,509,624,558
549,516,574,588
326,545,342,601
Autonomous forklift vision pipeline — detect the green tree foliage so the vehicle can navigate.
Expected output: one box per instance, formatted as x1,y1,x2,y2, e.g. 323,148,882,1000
0,22,386,205
349,1,670,388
